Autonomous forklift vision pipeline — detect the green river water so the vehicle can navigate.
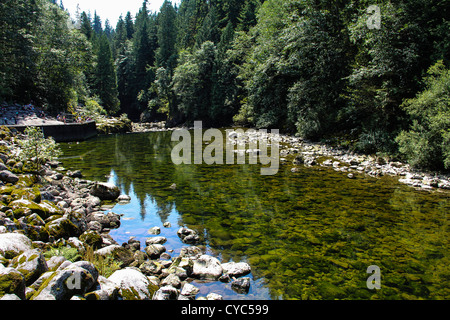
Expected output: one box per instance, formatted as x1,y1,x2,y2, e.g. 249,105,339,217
59,130,449,300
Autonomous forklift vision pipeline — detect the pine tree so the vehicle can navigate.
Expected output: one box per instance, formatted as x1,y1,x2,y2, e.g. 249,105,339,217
125,11,135,40
95,34,120,114
156,0,178,70
93,11,103,35
80,11,93,39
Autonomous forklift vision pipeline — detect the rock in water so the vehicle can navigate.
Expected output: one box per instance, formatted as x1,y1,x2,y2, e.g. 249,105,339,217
191,255,223,280
221,262,251,278
177,227,200,244
231,277,251,294
90,182,120,201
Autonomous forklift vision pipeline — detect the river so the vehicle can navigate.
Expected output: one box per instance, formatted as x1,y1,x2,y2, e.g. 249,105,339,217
59,130,449,300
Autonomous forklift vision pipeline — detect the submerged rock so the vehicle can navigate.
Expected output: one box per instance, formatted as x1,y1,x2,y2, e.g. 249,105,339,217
231,277,251,294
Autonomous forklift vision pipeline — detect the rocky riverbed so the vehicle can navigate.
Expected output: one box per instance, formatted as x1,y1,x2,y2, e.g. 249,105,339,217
0,126,251,300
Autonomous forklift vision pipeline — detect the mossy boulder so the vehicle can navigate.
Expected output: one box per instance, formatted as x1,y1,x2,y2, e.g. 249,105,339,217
46,217,80,240
0,233,33,259
9,199,58,220
94,245,134,268
0,267,26,300
9,249,48,286
107,267,158,300
31,262,98,300
10,187,41,203
17,214,49,242
79,230,103,249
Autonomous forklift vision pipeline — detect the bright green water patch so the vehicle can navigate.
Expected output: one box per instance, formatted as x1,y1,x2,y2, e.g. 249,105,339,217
59,131,449,300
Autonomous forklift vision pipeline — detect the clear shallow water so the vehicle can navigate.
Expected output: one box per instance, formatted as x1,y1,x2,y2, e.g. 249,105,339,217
59,131,449,300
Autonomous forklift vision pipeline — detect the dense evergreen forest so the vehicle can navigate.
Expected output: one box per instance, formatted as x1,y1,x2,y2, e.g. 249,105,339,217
1,0,449,170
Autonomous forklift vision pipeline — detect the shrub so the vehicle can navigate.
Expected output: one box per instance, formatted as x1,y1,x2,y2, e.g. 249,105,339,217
396,61,450,170
18,127,62,171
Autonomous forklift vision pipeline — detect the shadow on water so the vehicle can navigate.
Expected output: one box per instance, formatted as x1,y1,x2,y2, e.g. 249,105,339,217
59,131,450,300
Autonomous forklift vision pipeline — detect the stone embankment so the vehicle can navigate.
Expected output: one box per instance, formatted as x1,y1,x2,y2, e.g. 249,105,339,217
0,127,250,300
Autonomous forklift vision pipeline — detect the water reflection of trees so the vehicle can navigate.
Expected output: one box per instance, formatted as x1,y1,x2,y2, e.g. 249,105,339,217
60,132,450,300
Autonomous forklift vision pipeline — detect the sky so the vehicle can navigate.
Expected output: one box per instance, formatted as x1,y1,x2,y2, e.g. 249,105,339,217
62,0,179,27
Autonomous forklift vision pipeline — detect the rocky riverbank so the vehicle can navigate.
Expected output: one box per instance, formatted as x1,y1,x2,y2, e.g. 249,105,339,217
0,126,251,300
227,129,450,192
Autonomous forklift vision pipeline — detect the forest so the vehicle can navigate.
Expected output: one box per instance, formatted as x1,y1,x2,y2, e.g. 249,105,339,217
0,0,449,170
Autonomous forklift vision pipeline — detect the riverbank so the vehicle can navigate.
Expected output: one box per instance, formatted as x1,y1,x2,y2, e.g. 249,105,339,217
132,123,450,192
0,126,249,300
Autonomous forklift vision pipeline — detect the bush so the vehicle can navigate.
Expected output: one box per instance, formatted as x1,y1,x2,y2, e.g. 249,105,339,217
396,61,450,170
18,127,62,171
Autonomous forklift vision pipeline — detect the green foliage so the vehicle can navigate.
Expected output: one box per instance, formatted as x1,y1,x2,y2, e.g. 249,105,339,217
94,34,120,115
396,61,450,170
18,127,62,171
44,246,82,263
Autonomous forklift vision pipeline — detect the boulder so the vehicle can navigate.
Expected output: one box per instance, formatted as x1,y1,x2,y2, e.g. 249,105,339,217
179,246,203,259
31,262,98,300
45,217,80,240
152,285,179,300
85,275,119,300
139,260,163,276
161,274,181,289
90,182,120,201
231,277,251,294
46,256,68,272
9,249,48,285
0,267,26,300
221,262,251,278
177,227,200,244
80,230,103,249
206,293,223,300
95,245,134,268
145,236,167,245
0,233,33,259
108,267,158,300
180,283,199,299
191,255,223,280
148,226,161,235
145,244,166,259
0,170,19,184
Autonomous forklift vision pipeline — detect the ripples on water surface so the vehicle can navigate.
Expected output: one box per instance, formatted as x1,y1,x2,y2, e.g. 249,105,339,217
59,131,449,300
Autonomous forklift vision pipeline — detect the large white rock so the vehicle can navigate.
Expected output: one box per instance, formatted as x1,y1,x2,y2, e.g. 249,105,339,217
108,267,158,300
192,255,223,280
0,233,33,259
221,262,251,277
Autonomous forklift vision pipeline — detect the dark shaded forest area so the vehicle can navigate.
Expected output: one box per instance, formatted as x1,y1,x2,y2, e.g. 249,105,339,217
1,0,449,169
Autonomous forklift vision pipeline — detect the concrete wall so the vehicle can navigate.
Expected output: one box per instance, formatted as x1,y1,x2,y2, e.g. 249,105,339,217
7,121,97,142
